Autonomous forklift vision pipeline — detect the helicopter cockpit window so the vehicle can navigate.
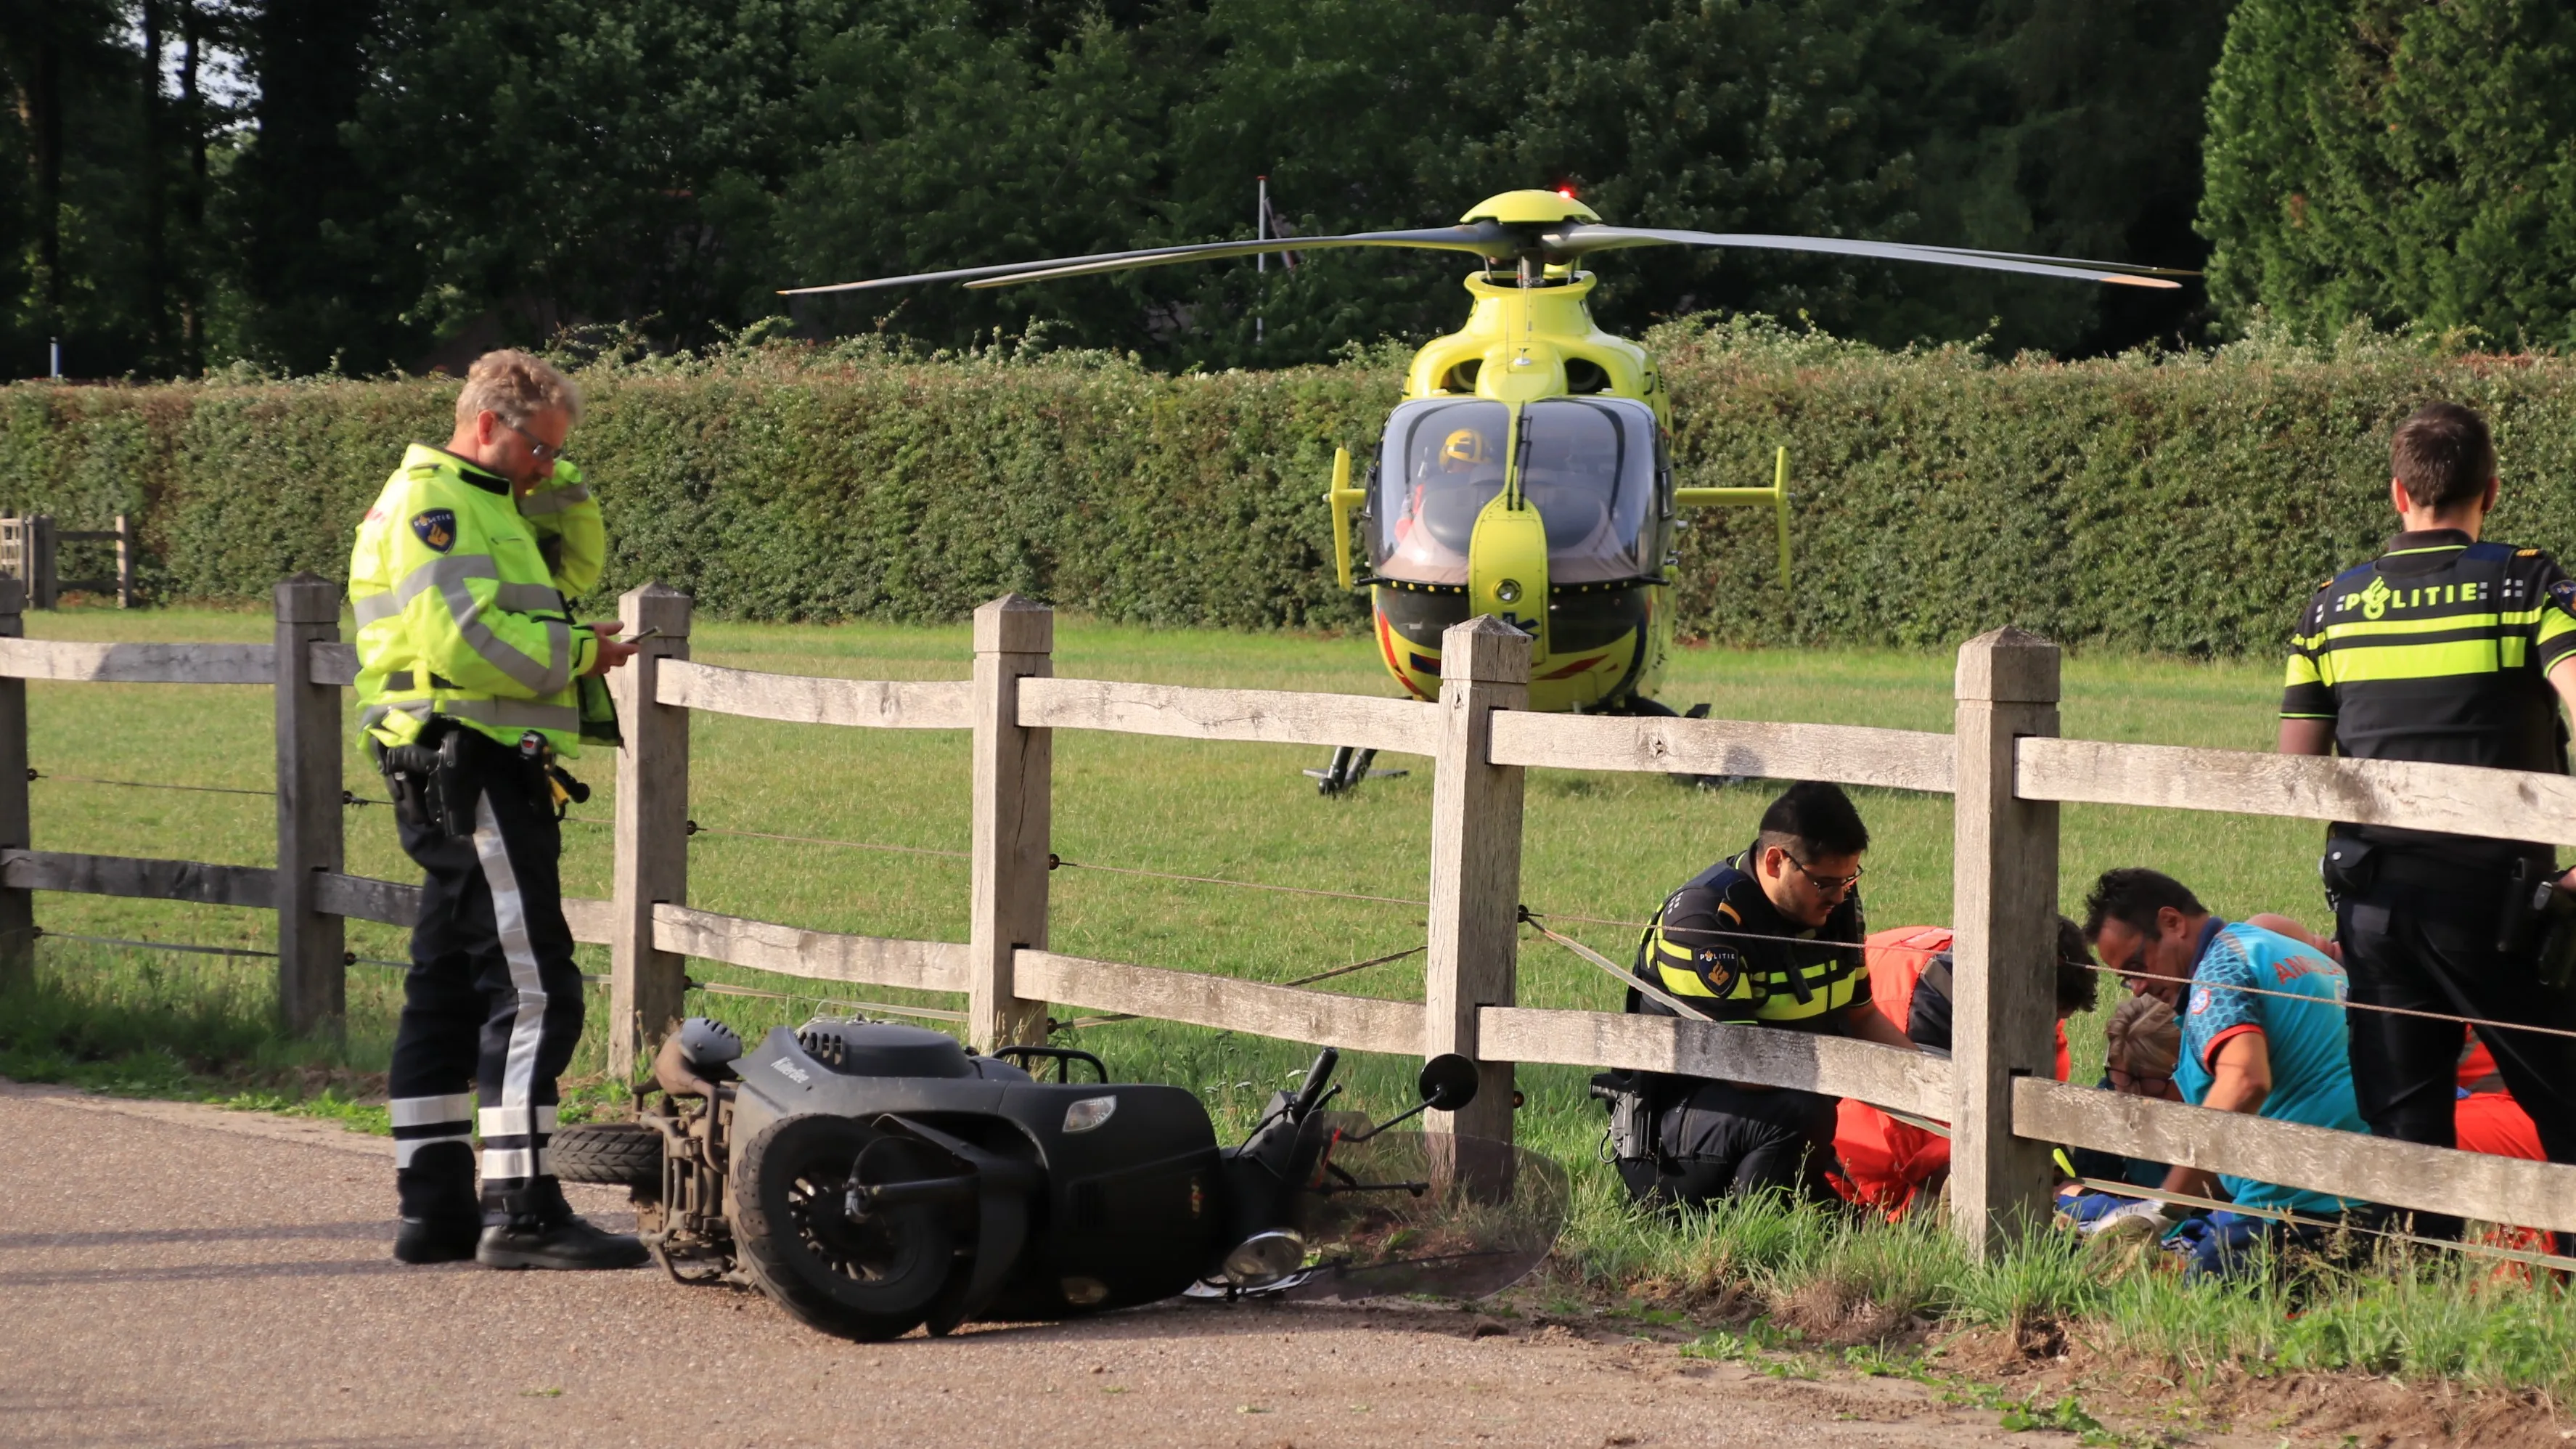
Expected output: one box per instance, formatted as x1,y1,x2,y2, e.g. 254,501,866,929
1517,398,1657,583
1374,400,1510,585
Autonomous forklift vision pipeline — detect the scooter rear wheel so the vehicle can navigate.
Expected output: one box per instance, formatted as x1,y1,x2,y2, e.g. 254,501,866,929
735,1114,956,1341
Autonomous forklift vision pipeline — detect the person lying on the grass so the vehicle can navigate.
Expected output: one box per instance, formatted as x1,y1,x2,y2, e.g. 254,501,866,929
2058,993,2190,1238
1828,918,2098,1220
2082,868,2390,1279
1605,780,1915,1211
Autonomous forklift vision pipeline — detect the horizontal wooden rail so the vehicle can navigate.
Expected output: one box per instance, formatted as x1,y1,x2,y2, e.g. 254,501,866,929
1015,949,1426,1056
1479,1005,1951,1121
0,639,272,685
2017,737,2576,849
4,848,276,908
655,659,973,730
310,642,359,687
653,903,969,992
314,872,417,926
2014,1077,2576,1236
1489,712,1956,793
1017,677,1441,756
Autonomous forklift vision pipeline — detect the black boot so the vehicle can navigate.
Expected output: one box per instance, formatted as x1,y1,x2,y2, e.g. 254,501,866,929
394,1140,482,1264
476,1177,649,1270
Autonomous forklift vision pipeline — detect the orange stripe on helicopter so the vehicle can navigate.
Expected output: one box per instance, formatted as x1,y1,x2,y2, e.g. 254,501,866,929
1376,610,1435,701
1537,653,1608,681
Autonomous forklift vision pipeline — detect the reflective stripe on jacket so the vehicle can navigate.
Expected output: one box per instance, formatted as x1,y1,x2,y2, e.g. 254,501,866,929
349,444,597,756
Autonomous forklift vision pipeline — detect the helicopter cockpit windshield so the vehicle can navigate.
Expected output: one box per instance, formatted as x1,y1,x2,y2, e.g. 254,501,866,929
1373,397,1659,586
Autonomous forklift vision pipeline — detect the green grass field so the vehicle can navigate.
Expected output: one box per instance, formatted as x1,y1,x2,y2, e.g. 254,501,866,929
10,604,2569,1410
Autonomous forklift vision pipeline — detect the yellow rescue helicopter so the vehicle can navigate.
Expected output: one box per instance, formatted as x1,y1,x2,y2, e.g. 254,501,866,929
786,189,2185,791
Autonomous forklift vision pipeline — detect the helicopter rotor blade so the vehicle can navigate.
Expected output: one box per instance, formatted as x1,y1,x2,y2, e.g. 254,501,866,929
1543,225,2188,289
956,222,1522,290
782,222,1522,297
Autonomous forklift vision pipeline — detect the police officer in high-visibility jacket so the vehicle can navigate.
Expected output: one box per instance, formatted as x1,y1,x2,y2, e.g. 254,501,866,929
356,349,644,1270
1606,781,1916,1208
2281,401,2576,1246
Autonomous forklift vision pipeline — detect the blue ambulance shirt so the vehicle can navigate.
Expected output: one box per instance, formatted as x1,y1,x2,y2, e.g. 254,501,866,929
2174,919,2368,1216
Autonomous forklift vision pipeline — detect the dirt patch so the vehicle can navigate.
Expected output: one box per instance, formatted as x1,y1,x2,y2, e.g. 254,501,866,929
1939,1324,2572,1448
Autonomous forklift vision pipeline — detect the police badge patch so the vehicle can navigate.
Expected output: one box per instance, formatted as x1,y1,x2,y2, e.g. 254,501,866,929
1695,946,1738,994
411,508,457,553
2549,578,2576,618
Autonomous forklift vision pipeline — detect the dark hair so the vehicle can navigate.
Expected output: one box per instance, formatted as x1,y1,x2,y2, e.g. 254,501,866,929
2054,915,2100,1017
1754,780,1870,861
2391,401,2495,512
2082,868,2205,941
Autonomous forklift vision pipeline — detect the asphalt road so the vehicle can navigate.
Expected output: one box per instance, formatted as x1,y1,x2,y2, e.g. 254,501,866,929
0,1082,2016,1448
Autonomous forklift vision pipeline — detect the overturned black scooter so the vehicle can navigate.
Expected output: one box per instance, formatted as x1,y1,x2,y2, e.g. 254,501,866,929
551,1016,1569,1341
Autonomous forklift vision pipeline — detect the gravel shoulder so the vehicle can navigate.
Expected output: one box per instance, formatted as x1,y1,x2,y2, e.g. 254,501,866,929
1,1081,2021,1448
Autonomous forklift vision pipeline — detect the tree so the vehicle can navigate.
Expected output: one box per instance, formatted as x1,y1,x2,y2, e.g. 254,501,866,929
2201,0,2576,348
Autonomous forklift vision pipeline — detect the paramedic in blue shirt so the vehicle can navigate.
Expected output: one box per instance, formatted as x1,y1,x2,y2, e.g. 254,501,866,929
2082,868,2386,1278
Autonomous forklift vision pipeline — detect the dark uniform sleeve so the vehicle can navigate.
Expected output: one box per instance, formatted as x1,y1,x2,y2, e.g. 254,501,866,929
2520,551,2576,679
1643,886,1762,1021
2282,585,2336,722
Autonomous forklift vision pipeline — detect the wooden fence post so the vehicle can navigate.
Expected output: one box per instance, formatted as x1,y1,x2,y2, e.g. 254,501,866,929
113,515,132,608
1949,626,2063,1254
26,515,54,611
0,578,28,991
969,595,1052,1052
1423,615,1530,1146
609,584,692,1082
273,573,344,1036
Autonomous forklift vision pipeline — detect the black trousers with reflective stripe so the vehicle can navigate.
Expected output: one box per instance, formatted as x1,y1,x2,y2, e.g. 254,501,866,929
385,738,583,1202
2338,875,2576,1244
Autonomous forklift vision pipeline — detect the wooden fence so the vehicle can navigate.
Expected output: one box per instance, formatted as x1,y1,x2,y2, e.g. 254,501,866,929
0,515,136,609
7,572,2576,1257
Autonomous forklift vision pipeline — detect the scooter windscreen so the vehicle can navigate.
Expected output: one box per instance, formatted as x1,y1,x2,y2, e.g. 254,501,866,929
1275,1129,1569,1302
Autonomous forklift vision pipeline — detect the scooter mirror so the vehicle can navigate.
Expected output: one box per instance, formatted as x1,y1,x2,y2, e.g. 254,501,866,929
1418,1053,1479,1112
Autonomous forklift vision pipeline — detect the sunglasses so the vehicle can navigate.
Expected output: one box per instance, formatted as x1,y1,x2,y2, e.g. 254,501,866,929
1786,854,1864,893
502,418,566,462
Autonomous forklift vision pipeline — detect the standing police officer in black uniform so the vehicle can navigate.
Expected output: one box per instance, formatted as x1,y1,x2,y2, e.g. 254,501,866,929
2282,401,2576,1240
1598,781,1916,1207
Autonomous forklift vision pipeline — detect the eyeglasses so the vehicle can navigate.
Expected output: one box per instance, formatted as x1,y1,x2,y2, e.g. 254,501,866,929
501,418,565,462
1786,854,1864,893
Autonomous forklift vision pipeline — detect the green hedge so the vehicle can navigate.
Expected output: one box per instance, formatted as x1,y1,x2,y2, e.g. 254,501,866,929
9,324,2576,655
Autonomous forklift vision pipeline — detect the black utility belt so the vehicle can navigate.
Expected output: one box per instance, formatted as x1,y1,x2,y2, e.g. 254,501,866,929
375,720,586,838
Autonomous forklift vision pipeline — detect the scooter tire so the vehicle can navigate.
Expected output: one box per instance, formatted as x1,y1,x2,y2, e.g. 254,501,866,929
549,1122,663,1196
735,1113,957,1342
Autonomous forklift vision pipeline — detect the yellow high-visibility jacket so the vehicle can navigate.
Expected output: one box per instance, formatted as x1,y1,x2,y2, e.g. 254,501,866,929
518,458,605,600
349,444,597,756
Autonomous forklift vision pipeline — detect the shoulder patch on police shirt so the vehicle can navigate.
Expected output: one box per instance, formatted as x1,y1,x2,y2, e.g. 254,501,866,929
2550,579,2576,615
411,509,457,553
1695,947,1741,995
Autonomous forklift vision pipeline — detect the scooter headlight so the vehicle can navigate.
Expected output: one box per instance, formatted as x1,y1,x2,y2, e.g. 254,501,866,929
1222,1229,1307,1288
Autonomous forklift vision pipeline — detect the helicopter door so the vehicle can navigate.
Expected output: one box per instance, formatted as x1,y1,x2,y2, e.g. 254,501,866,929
1374,399,1510,585
1513,398,1658,584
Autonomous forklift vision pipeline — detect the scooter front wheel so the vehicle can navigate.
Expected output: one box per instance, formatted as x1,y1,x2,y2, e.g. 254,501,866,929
735,1114,956,1341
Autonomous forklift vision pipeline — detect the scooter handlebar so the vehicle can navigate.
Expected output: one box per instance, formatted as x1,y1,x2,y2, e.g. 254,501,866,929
1291,1048,1341,1117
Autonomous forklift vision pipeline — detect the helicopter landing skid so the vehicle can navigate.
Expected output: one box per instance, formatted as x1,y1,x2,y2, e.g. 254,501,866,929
1306,746,1409,796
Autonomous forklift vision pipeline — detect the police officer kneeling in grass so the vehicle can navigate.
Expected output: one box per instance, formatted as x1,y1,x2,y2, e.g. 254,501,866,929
1598,781,1915,1208
356,349,645,1269
2281,401,2576,1249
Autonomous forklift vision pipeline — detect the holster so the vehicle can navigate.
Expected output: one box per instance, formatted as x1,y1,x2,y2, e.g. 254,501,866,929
2498,855,2576,990
377,720,480,840
2319,836,2378,906
1589,1069,1663,1166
